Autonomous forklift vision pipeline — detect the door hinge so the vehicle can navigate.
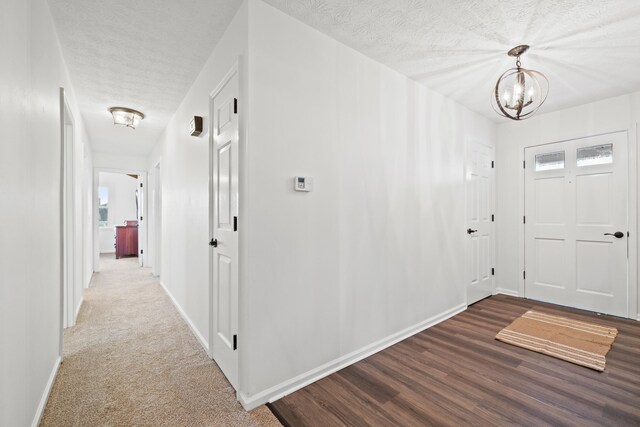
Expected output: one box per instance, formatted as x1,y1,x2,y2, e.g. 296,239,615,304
233,334,237,350
140,216,143,221
523,271,526,279
491,160,494,169
233,98,238,114
523,160,526,168
491,268,495,276
491,214,495,222
523,216,526,224
140,249,144,254
233,216,238,232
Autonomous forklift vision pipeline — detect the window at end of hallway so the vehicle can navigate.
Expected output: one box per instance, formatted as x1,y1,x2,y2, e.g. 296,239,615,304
99,187,109,227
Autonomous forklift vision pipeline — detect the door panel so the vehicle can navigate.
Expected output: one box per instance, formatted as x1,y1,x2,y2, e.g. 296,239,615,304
466,142,494,305
216,253,232,346
210,67,239,389
524,132,628,317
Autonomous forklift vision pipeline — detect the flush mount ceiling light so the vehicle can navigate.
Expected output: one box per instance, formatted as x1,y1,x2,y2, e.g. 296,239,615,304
109,107,145,129
492,45,548,121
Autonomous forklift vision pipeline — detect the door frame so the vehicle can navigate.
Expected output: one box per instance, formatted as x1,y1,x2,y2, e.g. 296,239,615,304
208,59,244,387
150,160,162,277
92,167,148,272
60,88,78,345
464,139,496,305
518,130,638,319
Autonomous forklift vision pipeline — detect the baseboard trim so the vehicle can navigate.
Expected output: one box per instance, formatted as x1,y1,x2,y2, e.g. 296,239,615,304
494,288,520,297
159,281,209,354
238,302,467,410
31,356,61,427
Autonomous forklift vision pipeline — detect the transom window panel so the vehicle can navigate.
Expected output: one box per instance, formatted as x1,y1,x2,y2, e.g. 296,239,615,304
577,144,613,167
535,151,565,171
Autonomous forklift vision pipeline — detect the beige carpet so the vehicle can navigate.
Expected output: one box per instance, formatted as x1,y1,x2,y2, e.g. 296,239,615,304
41,255,280,427
496,310,618,371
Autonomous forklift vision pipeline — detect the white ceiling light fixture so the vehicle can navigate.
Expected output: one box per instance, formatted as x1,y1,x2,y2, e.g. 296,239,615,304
492,45,549,121
109,107,145,129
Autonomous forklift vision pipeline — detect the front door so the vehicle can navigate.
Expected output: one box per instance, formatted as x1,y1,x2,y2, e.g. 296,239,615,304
524,132,628,317
210,66,239,389
466,142,494,305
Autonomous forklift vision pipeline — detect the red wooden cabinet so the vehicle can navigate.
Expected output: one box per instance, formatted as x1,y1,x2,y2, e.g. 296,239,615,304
115,224,138,259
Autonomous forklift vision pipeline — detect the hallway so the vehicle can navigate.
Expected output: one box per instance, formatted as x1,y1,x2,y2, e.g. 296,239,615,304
40,255,279,427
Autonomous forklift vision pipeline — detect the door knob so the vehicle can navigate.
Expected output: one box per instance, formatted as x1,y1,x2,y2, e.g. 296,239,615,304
467,228,478,234
604,231,624,238
209,238,218,247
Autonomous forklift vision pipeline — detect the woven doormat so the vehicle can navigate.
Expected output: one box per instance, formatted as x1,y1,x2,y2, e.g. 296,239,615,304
495,310,618,371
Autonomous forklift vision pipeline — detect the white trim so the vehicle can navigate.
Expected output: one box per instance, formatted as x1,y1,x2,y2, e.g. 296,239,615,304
31,356,61,427
237,302,467,411
93,167,148,273
74,297,83,324
159,281,209,353
493,288,520,297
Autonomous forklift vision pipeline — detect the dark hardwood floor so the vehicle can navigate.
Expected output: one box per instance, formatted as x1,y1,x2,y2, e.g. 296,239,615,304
268,295,640,426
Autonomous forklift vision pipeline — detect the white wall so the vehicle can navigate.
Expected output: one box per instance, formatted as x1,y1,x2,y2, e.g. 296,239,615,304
238,0,496,407
495,92,640,318
98,172,139,253
0,0,92,425
93,151,149,172
147,1,248,350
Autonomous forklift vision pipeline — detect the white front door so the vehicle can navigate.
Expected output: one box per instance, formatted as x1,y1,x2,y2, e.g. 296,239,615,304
210,66,239,389
466,142,494,305
524,132,628,317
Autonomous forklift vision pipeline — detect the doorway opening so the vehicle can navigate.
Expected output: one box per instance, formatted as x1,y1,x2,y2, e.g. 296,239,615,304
61,89,82,331
94,170,147,271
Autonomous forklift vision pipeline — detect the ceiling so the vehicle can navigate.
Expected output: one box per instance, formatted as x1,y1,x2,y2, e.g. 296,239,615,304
50,0,640,157
49,0,242,156
264,0,640,122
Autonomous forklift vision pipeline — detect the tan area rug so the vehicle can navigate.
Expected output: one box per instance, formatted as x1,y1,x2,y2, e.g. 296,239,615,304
41,255,280,427
495,310,618,371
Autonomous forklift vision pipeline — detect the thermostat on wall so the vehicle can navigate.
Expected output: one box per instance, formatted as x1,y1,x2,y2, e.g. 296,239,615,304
294,176,313,192
189,116,203,136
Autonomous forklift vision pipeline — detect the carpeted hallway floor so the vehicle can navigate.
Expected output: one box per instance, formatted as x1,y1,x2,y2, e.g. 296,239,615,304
41,254,280,427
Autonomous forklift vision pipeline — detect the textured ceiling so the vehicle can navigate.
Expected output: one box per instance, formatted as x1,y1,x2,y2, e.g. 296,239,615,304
264,0,640,122
49,0,242,156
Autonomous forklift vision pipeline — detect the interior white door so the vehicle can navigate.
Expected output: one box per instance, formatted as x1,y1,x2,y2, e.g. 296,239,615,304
524,132,628,317
466,142,494,305
137,175,144,266
63,120,76,328
210,66,239,389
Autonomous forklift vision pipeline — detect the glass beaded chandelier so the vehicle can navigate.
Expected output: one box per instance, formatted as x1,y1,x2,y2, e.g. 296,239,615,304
492,45,548,121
